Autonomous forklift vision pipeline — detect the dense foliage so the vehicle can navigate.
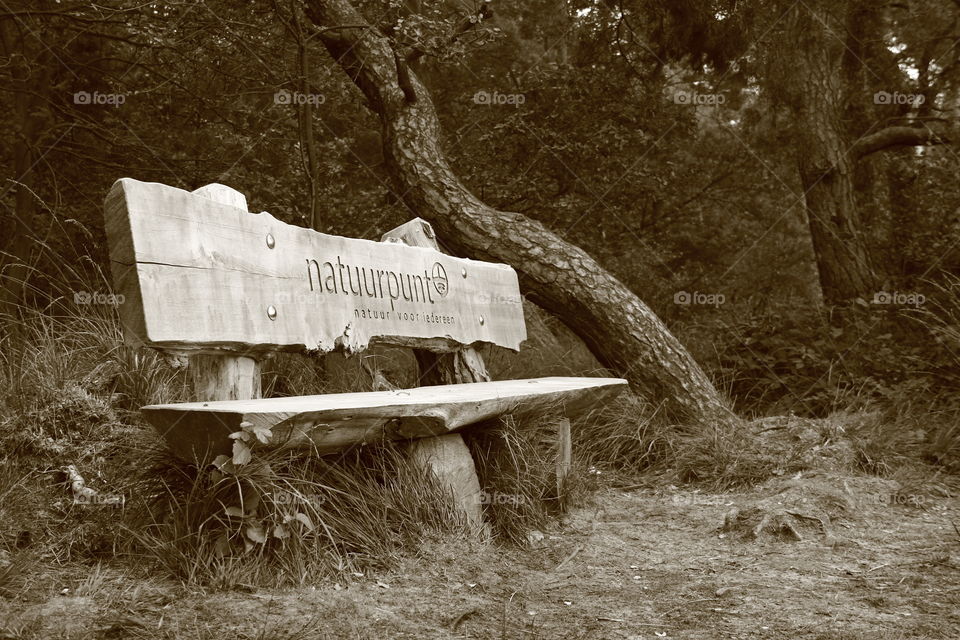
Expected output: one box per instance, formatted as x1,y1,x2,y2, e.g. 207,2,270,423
1,0,958,420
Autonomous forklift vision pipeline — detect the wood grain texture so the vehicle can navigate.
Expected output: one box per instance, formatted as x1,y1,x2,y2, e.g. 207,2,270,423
382,218,491,385
184,184,264,405
104,178,526,355
142,376,627,462
407,433,488,537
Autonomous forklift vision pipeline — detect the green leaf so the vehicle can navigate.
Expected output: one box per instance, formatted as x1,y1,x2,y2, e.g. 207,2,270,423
245,525,267,544
293,512,315,531
213,533,231,558
212,455,236,475
232,441,252,466
242,489,260,516
250,424,273,444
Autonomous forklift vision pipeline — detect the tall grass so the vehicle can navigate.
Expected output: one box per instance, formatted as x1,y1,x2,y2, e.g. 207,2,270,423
0,219,527,587
123,442,473,587
463,409,575,544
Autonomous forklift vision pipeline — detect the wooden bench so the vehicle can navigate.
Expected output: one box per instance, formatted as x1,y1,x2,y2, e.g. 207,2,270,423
104,178,627,531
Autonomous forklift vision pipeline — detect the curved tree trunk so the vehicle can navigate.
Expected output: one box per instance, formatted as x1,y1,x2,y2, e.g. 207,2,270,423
304,0,737,428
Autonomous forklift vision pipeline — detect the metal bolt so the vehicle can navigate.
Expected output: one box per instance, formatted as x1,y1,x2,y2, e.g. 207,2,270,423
461,268,467,278
479,315,485,326
266,233,275,249
267,305,277,320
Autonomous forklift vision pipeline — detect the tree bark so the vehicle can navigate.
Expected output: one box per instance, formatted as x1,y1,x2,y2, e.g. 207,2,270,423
303,0,737,428
790,2,879,305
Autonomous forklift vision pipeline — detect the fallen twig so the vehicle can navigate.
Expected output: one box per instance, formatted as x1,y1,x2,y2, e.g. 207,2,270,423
553,544,583,572
450,607,479,631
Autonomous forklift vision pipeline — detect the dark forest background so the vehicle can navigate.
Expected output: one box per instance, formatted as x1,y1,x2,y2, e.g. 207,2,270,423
2,0,959,423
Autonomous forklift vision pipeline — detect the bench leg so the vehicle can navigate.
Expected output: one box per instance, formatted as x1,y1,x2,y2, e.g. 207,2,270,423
556,417,572,495
407,433,489,539
188,355,261,401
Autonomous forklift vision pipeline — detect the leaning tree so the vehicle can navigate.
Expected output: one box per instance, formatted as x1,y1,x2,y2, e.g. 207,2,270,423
301,0,738,429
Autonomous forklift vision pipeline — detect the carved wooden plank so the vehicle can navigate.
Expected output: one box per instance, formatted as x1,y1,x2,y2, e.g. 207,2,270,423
142,376,627,462
104,178,526,355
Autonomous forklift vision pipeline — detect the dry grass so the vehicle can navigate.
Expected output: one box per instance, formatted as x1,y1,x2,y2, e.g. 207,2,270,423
3,224,960,612
123,443,474,588
463,409,575,544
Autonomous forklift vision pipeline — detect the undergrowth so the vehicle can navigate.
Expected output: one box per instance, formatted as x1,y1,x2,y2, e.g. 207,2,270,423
123,442,473,588
2,222,960,596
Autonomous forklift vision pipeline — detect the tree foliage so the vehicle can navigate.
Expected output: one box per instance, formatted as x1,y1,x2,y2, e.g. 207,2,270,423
1,0,958,417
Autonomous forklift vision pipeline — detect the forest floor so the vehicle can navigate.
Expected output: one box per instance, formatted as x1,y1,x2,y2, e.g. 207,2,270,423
2,462,959,639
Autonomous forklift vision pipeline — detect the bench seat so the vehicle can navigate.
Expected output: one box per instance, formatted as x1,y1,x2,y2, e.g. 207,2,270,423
144,376,627,461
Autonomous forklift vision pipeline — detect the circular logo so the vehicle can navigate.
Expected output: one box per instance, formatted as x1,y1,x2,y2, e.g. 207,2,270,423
431,262,449,297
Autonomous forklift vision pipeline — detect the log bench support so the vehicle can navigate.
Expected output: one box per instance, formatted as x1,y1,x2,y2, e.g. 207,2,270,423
382,218,489,534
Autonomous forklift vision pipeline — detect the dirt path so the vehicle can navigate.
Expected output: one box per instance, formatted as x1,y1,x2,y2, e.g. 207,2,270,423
3,471,958,639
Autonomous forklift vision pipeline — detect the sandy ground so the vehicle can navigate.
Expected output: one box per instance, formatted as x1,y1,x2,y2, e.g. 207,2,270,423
2,469,958,639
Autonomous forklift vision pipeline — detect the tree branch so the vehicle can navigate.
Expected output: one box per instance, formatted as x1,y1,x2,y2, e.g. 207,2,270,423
851,126,950,159
405,1,493,65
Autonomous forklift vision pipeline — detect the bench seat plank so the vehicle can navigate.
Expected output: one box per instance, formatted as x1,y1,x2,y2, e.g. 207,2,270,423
143,376,627,461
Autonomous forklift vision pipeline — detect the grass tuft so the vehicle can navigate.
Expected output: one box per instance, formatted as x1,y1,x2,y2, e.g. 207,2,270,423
123,441,474,587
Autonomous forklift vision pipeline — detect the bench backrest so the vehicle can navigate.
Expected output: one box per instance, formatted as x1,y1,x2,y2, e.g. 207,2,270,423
104,179,526,356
